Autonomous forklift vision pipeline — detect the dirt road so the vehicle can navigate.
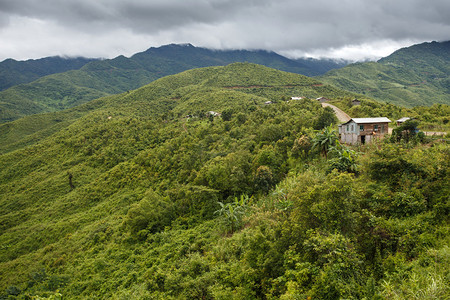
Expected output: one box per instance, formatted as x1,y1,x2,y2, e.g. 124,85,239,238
321,103,351,123
423,131,447,136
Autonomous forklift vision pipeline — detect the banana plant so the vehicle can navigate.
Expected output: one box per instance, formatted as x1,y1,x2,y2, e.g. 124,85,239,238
312,124,339,158
215,195,248,233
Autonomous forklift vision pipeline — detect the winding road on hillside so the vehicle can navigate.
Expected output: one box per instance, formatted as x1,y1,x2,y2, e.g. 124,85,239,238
321,103,351,123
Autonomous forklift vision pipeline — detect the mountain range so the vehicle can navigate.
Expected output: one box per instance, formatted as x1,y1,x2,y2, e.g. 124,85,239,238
319,41,450,107
0,56,95,91
1,41,448,123
0,44,347,123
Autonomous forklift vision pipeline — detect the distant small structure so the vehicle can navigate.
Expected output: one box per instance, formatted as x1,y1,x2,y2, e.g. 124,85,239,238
207,111,221,117
290,97,305,100
316,97,329,103
339,117,391,145
265,101,274,105
351,99,361,106
396,117,411,126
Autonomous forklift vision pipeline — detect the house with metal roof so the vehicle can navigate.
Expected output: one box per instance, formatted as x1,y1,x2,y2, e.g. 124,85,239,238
338,117,391,144
351,99,361,106
396,117,411,126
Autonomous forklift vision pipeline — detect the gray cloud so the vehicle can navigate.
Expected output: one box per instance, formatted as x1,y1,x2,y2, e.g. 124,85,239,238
0,0,448,61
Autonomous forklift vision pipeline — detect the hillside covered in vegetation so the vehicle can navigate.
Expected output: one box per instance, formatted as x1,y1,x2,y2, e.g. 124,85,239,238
1,63,448,299
0,56,95,92
319,41,450,107
0,44,347,123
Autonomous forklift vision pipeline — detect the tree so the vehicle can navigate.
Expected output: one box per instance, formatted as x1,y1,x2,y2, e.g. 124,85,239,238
123,190,174,237
314,106,338,130
194,151,253,197
221,109,233,121
312,125,339,158
235,112,247,124
254,165,274,194
253,145,285,182
291,135,312,158
391,119,420,143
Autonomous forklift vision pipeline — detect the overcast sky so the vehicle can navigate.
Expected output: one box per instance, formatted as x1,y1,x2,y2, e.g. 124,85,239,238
0,0,449,62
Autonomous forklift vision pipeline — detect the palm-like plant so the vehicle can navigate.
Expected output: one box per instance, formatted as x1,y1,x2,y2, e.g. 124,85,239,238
312,124,339,158
215,195,248,233
272,185,293,212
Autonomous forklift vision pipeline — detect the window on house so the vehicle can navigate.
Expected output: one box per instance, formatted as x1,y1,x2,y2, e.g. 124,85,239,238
360,125,364,131
351,125,354,131
381,125,385,133
374,124,379,131
346,125,349,132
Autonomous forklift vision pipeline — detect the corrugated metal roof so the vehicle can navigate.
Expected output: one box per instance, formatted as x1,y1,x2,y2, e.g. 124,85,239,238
396,117,411,122
343,117,391,125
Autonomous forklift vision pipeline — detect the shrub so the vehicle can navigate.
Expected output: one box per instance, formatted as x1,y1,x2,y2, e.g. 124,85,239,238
123,190,174,236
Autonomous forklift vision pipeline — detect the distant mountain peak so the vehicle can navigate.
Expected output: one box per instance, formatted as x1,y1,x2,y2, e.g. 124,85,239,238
179,43,195,47
148,43,195,50
164,43,195,48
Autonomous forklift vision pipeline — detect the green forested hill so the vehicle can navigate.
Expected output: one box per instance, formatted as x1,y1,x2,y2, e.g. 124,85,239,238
0,63,448,299
0,44,347,123
0,63,343,154
0,56,95,91
319,41,450,107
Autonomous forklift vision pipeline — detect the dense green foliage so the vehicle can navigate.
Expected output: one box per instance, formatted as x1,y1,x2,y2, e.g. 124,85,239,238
0,62,365,155
0,56,94,91
319,41,450,107
0,63,448,299
0,44,347,123
391,119,423,143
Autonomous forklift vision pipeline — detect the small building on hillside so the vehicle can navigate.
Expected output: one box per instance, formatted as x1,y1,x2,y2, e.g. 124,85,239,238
207,111,221,117
351,99,361,106
316,97,329,103
396,117,411,126
339,117,391,144
291,96,305,100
